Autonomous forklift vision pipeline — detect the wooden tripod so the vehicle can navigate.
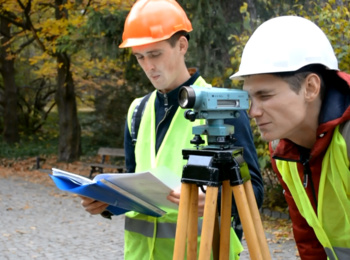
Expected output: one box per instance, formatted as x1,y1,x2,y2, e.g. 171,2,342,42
172,149,271,260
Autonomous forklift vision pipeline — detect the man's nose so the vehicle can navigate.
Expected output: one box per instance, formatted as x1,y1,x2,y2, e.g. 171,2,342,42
143,58,155,72
248,101,262,118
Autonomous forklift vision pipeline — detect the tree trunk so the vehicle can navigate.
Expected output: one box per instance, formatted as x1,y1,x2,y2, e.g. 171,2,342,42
53,0,81,162
55,52,81,162
0,17,19,144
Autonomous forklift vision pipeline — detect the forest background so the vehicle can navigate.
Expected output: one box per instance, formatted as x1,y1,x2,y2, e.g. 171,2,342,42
0,0,349,210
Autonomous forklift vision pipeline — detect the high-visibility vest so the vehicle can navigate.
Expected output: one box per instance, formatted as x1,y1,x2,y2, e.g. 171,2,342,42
276,125,350,260
124,76,243,260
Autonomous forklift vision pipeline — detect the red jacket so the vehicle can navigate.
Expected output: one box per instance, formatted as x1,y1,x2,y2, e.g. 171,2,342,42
269,71,350,260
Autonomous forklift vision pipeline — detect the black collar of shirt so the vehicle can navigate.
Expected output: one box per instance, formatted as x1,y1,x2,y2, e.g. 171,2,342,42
156,70,200,106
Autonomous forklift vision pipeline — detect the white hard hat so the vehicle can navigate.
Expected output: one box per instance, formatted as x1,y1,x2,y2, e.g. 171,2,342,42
230,16,338,79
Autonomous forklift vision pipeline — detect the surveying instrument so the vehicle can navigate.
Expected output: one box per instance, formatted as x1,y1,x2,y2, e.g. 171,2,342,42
173,86,271,260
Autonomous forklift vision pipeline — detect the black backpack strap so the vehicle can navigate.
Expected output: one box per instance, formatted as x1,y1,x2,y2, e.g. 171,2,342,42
131,92,152,145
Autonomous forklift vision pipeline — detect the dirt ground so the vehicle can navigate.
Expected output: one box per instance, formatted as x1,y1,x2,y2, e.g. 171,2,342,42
0,155,300,259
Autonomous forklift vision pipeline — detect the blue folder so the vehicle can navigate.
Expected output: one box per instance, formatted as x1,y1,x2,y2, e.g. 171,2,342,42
50,168,167,217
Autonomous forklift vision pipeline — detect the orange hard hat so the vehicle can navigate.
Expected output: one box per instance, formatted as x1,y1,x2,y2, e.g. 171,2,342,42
119,0,192,48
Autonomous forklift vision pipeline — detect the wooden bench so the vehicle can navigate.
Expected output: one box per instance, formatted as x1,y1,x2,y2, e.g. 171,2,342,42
89,147,126,179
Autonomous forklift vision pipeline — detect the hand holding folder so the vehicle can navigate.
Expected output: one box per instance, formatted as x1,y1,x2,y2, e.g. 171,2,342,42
50,167,180,217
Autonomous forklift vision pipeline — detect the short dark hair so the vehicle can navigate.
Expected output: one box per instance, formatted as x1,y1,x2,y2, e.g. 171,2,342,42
167,31,190,47
272,64,327,100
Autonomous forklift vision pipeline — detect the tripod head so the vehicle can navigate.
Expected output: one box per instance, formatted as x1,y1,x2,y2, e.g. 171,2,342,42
174,86,270,260
178,85,249,149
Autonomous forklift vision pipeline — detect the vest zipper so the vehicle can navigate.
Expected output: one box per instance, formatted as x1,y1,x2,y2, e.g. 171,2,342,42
273,155,318,208
164,93,168,107
300,156,318,208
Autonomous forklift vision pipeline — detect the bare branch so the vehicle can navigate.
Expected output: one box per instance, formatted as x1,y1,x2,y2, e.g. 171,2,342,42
0,12,28,29
14,37,35,54
81,0,92,16
37,3,56,9
16,0,47,52
16,0,31,14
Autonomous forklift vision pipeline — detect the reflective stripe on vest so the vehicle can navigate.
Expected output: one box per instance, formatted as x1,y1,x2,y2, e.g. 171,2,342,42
276,125,350,260
125,216,203,238
325,247,350,260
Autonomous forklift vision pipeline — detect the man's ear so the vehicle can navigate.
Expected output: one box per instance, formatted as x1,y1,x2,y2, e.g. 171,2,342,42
304,73,321,102
178,36,188,53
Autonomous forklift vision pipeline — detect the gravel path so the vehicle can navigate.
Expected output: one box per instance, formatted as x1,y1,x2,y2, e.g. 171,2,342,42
0,175,299,259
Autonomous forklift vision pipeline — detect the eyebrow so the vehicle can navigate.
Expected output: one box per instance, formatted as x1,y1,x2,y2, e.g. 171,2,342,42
132,49,162,56
249,89,274,97
256,89,273,94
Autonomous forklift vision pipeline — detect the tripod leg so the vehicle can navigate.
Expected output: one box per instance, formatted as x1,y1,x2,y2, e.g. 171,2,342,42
219,180,232,260
173,183,192,260
198,186,219,260
187,184,199,260
244,180,271,260
232,184,263,260
212,210,220,260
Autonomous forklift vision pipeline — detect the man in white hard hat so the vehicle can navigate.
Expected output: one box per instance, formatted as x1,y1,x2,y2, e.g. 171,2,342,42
230,15,350,260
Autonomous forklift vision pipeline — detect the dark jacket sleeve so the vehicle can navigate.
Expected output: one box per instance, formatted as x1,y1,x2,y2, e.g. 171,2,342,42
225,110,264,210
220,111,264,240
124,119,136,173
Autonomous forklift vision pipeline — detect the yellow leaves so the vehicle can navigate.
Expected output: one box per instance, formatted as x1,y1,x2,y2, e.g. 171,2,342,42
89,0,134,11
210,77,224,87
74,57,114,79
230,35,241,43
28,52,57,78
38,18,69,38
0,0,22,13
4,47,16,60
71,53,122,91
29,52,51,65
62,1,74,11
3,0,132,96
239,2,248,14
69,16,84,28
313,3,350,72
34,62,56,78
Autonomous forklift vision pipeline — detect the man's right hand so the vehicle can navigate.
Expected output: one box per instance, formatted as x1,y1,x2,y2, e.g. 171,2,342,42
79,196,109,215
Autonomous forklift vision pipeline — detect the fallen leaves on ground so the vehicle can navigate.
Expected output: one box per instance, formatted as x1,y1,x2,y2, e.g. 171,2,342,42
262,216,294,244
0,155,295,246
0,155,95,186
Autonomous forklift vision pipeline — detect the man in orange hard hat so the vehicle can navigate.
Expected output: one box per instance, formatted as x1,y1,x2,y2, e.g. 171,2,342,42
80,1,263,259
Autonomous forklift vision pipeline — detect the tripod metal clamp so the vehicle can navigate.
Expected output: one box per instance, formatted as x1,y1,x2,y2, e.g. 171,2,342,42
229,150,251,186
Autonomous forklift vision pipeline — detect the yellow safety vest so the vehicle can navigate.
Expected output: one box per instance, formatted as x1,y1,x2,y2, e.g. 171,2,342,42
124,76,243,260
276,125,350,260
